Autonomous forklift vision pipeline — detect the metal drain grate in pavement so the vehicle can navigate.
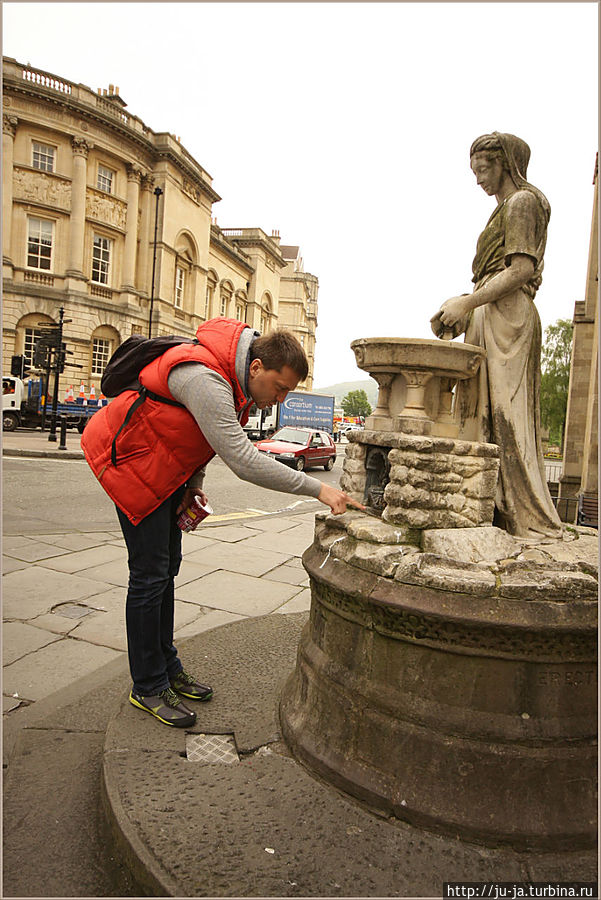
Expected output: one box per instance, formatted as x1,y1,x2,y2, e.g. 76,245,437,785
185,733,239,764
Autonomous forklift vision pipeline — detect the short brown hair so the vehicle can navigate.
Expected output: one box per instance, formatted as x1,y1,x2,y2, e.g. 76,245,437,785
252,329,309,381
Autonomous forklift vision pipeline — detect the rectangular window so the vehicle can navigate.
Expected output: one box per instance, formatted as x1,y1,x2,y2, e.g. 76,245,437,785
205,285,213,318
175,267,185,309
32,141,55,172
24,328,45,370
220,295,227,317
91,338,111,376
97,165,114,194
27,217,53,270
91,234,112,285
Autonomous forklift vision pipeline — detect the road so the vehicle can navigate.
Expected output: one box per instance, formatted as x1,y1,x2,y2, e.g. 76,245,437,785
2,451,346,534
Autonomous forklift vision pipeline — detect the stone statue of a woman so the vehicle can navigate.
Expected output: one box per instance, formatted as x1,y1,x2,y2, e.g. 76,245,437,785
430,132,562,538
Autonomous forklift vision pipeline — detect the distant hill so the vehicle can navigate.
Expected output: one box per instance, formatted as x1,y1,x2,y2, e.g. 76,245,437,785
313,378,378,409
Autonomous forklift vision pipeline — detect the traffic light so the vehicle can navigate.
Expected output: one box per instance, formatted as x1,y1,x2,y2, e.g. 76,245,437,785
10,355,30,378
33,342,49,368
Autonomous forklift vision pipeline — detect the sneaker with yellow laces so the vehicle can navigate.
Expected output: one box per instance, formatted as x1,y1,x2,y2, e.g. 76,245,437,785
129,687,196,727
170,669,213,701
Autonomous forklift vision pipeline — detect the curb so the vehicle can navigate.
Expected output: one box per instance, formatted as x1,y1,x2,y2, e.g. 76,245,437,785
101,727,179,897
3,448,84,459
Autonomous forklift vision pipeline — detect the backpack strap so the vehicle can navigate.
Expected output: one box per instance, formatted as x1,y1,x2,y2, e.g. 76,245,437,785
111,386,185,467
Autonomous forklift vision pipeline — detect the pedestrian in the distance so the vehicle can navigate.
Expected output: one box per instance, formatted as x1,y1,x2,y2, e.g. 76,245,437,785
82,318,363,728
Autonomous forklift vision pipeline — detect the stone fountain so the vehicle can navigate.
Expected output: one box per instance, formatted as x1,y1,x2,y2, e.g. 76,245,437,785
280,336,597,851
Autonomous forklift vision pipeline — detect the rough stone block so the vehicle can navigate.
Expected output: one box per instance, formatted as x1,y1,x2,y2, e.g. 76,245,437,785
342,458,367,476
333,537,415,578
347,518,420,545
421,527,519,563
394,553,497,596
343,443,366,461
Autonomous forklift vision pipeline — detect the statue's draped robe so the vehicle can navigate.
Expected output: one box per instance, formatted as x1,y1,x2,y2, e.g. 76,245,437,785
457,189,562,537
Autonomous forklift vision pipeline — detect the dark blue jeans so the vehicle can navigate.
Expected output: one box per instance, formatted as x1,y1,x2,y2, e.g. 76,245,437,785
116,485,186,695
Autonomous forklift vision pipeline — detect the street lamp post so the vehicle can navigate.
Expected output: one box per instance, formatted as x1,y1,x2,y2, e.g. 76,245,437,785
148,186,163,338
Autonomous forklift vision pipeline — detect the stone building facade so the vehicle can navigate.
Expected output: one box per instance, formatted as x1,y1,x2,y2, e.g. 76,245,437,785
558,154,598,515
2,57,318,397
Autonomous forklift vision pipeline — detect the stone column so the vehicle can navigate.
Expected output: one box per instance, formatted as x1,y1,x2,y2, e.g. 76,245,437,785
67,137,89,277
137,173,154,296
3,115,17,268
121,164,142,292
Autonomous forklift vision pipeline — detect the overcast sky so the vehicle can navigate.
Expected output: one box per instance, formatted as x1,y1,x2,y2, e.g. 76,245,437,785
3,2,598,387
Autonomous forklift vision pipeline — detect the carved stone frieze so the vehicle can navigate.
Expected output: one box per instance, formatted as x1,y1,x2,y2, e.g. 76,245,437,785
311,572,597,662
182,178,201,205
86,187,127,230
13,167,71,210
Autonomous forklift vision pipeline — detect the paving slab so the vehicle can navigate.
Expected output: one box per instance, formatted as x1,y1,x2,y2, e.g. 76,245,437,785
242,524,316,557
183,541,293,576
2,554,28,574
238,515,305,533
173,608,245,640
33,532,120,551
197,523,262,542
263,563,311,585
273,588,312,614
38,542,126,573
28,610,81,635
179,533,217,554
174,569,299,615
64,557,130,587
3,637,121,701
2,567,109,619
175,560,219,587
3,539,73,563
69,607,128,652
3,621,62,665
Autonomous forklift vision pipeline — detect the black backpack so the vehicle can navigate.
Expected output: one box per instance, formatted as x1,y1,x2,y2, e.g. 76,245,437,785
100,334,198,467
101,334,198,397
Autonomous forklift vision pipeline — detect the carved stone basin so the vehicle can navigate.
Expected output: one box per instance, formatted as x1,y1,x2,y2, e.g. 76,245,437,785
350,337,486,436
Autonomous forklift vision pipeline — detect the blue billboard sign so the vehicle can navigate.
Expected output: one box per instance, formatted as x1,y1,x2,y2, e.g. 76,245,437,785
278,392,335,432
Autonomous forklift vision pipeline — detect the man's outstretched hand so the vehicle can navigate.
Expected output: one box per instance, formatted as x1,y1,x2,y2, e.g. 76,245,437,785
318,483,365,515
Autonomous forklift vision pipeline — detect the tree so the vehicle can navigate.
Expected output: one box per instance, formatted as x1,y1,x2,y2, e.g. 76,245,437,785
342,389,372,419
539,318,574,449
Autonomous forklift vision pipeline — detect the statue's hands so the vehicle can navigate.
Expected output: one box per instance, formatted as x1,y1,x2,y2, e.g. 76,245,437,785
430,310,445,338
438,295,471,327
431,295,471,338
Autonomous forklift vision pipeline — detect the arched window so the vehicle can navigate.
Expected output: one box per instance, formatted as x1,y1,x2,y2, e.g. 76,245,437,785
205,270,218,320
220,280,233,318
235,290,247,323
15,312,56,370
90,325,120,378
260,293,273,334
173,232,198,313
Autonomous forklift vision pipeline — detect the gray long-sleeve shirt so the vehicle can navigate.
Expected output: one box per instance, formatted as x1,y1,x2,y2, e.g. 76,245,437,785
167,363,323,500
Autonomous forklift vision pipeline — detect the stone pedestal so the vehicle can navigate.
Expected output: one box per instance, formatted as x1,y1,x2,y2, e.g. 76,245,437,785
280,513,598,850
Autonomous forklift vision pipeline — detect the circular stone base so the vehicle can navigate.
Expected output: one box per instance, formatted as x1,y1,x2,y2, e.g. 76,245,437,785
280,538,598,852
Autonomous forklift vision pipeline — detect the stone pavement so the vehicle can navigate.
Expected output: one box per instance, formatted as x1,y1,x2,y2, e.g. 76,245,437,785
2,432,596,897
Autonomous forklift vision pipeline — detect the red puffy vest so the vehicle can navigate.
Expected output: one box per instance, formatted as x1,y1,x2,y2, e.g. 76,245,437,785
82,318,252,524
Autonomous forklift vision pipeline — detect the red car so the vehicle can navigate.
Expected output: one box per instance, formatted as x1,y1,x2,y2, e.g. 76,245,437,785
254,426,336,472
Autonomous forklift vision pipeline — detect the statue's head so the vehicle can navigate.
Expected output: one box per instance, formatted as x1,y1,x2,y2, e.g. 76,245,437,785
470,133,532,182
